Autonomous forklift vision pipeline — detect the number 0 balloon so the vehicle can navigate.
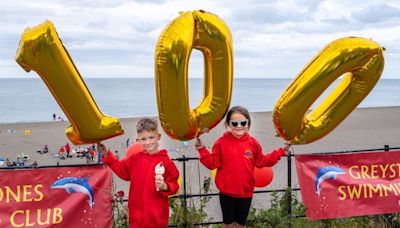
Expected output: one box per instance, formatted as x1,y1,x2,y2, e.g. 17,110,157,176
155,10,233,141
273,37,384,144
15,21,124,144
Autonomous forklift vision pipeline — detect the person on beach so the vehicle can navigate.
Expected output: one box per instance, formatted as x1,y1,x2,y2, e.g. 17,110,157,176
89,147,95,161
85,148,91,163
43,145,49,154
5,158,13,167
98,118,179,227
195,106,287,228
65,143,71,157
58,146,65,159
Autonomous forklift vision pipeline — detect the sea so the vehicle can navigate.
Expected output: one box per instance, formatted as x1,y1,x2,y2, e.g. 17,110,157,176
0,78,399,124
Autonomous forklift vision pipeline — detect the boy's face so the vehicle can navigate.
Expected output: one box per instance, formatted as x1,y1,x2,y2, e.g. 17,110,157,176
137,130,161,154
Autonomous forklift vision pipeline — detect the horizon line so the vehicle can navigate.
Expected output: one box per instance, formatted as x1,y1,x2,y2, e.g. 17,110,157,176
1,76,400,80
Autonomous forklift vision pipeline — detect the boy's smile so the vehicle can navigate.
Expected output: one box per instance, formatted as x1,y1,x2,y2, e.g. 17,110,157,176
137,130,161,154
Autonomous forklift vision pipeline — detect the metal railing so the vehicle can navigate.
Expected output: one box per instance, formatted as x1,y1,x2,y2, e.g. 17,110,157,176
166,144,400,227
2,145,400,227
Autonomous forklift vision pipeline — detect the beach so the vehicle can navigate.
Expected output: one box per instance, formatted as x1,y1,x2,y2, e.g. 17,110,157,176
1,106,400,221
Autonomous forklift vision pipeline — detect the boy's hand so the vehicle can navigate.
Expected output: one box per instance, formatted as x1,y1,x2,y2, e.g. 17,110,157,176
195,137,204,150
155,175,167,191
97,143,108,157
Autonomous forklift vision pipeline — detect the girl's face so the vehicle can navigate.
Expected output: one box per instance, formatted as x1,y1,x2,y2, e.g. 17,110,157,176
227,113,249,138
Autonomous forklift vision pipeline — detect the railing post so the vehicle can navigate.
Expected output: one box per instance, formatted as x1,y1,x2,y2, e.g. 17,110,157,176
182,155,187,227
287,149,292,227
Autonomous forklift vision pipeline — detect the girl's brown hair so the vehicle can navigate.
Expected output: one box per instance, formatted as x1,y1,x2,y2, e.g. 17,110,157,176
224,106,251,128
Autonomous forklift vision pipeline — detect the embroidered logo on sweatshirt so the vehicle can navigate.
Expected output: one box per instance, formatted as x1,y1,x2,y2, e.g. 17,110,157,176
244,149,253,159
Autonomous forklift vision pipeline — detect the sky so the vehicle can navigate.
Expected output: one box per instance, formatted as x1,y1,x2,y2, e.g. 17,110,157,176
1,0,400,79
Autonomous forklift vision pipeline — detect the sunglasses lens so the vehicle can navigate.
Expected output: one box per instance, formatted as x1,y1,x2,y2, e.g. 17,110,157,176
230,120,247,127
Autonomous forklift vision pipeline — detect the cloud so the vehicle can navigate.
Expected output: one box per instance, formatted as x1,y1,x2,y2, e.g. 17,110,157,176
0,0,399,78
352,3,400,23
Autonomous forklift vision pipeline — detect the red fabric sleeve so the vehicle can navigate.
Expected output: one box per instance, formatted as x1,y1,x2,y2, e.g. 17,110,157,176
255,147,285,168
101,150,130,181
159,160,180,197
197,145,222,170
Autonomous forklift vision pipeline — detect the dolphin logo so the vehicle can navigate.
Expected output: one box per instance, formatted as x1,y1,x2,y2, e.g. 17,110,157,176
315,166,345,196
51,177,94,208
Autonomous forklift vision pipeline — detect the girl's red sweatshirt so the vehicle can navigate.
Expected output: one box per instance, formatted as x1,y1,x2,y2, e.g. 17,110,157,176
197,132,285,198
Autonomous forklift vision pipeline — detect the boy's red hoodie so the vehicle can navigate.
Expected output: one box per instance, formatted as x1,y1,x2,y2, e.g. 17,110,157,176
102,149,179,227
197,132,285,198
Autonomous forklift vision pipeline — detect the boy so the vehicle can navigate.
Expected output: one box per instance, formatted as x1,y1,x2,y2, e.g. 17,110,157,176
99,118,179,227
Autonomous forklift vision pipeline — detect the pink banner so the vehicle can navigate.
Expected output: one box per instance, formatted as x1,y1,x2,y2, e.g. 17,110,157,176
295,150,400,220
0,165,112,227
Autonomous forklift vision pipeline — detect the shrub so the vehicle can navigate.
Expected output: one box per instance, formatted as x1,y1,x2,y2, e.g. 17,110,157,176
169,176,212,227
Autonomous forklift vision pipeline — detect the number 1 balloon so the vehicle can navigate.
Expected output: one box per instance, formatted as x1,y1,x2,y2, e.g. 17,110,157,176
15,21,124,145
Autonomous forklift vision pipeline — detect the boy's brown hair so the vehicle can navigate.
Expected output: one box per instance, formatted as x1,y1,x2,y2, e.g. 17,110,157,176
136,118,158,133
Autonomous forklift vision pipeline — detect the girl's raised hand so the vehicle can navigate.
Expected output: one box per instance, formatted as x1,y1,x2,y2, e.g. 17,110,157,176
195,137,204,150
283,144,290,155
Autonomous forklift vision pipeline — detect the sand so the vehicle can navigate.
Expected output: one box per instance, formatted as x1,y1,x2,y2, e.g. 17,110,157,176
1,106,400,221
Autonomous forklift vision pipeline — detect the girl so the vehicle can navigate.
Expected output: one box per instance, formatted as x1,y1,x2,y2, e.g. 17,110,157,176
195,106,286,227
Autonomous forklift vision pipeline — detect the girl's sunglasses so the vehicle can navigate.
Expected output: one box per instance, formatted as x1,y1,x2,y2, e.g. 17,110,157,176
229,119,248,127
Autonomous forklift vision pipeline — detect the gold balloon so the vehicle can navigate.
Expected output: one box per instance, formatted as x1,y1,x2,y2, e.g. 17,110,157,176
273,37,384,144
15,20,124,145
155,10,233,141
211,169,217,180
